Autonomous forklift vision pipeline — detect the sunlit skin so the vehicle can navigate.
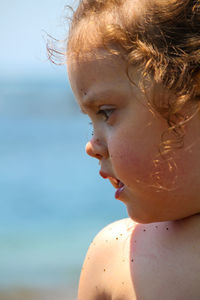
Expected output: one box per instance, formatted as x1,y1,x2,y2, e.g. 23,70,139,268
68,50,200,224
67,0,200,297
67,48,200,300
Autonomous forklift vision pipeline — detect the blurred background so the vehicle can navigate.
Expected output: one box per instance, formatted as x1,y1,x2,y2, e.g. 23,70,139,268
0,1,127,299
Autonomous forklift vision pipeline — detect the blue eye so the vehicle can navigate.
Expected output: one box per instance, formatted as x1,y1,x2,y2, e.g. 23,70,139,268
97,108,114,121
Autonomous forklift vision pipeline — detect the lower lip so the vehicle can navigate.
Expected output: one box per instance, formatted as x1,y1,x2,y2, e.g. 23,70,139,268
115,186,125,199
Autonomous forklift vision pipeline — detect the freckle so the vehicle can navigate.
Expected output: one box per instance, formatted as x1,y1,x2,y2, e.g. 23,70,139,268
104,269,106,272
122,282,124,285
87,257,90,260
134,240,136,243
155,226,158,229
120,234,123,236
105,240,108,243
143,229,146,232
81,88,87,96
122,259,125,262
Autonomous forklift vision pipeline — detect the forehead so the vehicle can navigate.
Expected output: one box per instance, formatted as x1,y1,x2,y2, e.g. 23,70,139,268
68,51,125,81
68,50,118,80
67,50,134,106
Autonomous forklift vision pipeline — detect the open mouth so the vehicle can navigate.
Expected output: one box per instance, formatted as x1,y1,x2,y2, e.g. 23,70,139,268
108,177,124,189
99,171,124,189
109,177,125,199
99,171,125,199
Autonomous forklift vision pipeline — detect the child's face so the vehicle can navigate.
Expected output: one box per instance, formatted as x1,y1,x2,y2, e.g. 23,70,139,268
68,50,200,223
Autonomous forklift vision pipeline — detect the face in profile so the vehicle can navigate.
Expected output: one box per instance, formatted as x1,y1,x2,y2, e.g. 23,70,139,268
68,49,200,223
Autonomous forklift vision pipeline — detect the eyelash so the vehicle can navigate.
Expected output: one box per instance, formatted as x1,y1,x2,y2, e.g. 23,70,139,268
88,108,114,136
97,108,114,122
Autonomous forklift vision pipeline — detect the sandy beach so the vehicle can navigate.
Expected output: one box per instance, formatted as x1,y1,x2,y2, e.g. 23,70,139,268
0,287,77,300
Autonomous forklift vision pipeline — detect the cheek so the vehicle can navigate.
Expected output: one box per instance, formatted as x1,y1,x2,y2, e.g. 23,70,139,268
109,135,179,190
109,137,155,185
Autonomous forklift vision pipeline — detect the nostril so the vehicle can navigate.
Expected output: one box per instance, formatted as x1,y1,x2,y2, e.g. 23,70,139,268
85,140,101,158
85,138,108,159
95,153,102,159
85,142,102,159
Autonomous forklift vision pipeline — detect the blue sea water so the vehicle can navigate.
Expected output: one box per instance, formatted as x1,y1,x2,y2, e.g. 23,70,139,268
0,77,127,290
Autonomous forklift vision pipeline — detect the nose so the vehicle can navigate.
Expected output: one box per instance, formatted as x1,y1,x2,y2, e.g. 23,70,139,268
85,137,108,159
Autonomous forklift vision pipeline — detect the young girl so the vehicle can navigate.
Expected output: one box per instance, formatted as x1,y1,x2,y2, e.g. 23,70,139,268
65,0,200,299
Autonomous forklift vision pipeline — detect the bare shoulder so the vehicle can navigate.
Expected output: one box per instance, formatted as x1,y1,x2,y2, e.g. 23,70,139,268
93,217,136,243
129,216,200,300
78,215,200,300
78,218,137,300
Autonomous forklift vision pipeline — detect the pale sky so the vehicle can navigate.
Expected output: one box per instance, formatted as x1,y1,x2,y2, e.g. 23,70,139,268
0,0,74,78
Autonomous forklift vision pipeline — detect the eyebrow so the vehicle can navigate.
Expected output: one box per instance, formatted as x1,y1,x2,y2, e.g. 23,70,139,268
79,99,98,115
80,88,126,111
80,94,110,115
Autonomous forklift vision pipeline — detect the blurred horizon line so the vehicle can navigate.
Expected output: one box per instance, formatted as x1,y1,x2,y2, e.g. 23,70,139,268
0,72,69,85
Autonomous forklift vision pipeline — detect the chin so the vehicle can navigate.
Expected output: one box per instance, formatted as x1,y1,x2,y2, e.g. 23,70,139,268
127,212,152,224
127,207,162,224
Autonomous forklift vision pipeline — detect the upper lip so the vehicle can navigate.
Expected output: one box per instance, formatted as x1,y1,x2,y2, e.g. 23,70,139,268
99,170,124,189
